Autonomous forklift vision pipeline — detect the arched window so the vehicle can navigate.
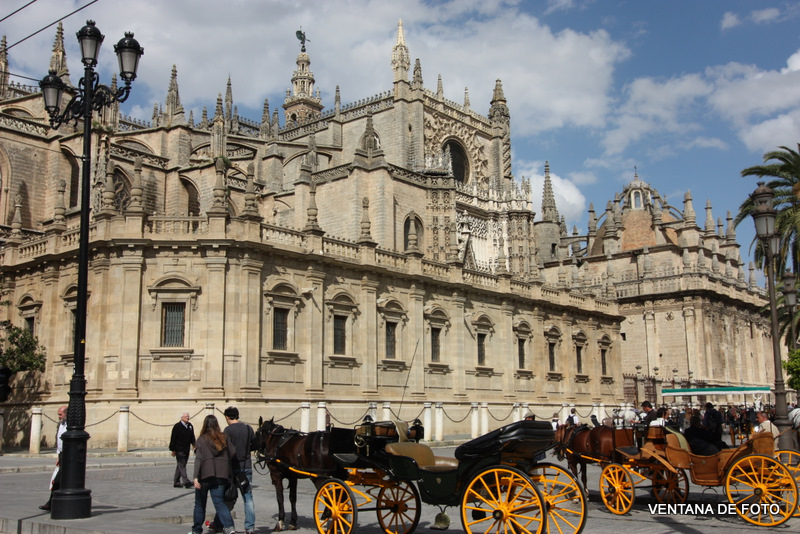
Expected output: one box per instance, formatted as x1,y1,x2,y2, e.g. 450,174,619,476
112,171,131,211
403,214,424,252
180,178,201,216
443,139,469,183
63,150,80,208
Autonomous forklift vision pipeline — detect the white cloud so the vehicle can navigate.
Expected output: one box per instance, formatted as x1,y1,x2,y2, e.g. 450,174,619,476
721,12,741,30
738,110,800,153
750,8,780,24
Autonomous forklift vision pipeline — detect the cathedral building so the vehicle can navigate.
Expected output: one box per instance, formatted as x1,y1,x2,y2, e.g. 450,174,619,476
0,21,784,447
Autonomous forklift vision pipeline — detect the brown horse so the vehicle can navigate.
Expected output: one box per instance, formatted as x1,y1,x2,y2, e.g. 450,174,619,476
254,417,356,531
553,423,615,490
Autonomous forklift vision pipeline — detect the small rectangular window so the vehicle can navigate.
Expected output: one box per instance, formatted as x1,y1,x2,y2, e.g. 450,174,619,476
273,308,289,351
477,333,487,366
162,303,185,347
24,316,35,335
333,315,347,355
576,345,583,374
601,348,608,375
517,338,525,369
431,327,441,362
548,342,556,372
385,322,397,359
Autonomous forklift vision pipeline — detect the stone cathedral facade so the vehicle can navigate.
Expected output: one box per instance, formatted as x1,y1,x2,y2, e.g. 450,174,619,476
0,22,785,447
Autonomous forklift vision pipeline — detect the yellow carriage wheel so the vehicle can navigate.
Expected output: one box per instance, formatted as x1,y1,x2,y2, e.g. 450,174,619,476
651,467,688,505
377,480,421,534
599,463,634,515
527,462,587,534
775,450,800,517
314,478,358,534
724,454,798,527
460,465,547,534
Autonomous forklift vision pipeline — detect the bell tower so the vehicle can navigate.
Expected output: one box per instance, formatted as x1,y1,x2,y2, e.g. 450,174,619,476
283,30,323,124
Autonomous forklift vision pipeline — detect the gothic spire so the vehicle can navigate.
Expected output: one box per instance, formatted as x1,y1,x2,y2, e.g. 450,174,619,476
489,79,509,124
412,58,423,90
165,65,185,125
49,22,71,86
0,36,8,98
225,76,233,121
391,19,410,82
541,161,559,223
436,74,443,98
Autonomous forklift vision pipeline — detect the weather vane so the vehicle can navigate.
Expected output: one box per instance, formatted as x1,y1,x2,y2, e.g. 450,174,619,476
296,29,309,52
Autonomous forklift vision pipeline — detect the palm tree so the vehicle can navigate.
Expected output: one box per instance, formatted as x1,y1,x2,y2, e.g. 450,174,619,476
734,143,800,275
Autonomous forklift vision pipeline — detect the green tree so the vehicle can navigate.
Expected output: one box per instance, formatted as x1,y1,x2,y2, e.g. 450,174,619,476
784,348,800,392
735,143,800,275
0,320,47,373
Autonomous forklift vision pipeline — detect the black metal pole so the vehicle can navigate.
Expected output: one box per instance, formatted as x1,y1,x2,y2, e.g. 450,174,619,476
764,245,794,452
50,61,94,520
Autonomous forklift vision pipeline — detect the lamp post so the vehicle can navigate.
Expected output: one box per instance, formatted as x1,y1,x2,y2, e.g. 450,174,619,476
750,182,794,451
39,20,142,520
783,271,797,350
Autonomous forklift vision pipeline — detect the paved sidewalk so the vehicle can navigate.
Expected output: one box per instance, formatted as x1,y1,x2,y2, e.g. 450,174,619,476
2,446,799,533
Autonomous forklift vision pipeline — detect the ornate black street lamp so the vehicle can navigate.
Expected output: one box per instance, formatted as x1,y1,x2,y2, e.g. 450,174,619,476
783,271,797,350
39,20,142,520
750,182,793,451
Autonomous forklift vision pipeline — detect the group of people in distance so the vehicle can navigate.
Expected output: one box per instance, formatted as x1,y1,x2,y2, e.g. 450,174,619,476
169,407,255,534
640,400,780,455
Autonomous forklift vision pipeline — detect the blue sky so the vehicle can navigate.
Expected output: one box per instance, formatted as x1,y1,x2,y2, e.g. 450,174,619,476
4,0,800,269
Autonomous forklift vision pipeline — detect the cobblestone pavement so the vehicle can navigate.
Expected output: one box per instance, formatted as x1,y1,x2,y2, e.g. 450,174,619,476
0,446,798,533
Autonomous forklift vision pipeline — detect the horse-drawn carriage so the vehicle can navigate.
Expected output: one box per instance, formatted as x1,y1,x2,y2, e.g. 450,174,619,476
255,417,588,534
556,421,799,527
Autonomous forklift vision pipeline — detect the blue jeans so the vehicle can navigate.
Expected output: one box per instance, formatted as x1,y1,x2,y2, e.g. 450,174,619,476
214,469,254,531
192,478,234,534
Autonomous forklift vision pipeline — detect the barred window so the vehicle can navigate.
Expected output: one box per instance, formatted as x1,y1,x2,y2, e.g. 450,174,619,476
385,321,397,359
477,333,487,366
431,327,441,363
518,338,525,369
548,342,556,372
576,345,583,374
333,315,347,355
601,348,608,375
161,303,185,347
273,308,289,351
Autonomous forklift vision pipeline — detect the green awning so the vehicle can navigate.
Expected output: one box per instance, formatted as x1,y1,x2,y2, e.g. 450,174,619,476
661,386,772,397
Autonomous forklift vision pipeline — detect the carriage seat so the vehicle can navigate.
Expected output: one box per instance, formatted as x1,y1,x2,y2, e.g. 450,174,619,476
385,442,458,472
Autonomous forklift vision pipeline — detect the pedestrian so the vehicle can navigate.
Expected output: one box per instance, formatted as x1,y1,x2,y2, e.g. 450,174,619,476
640,401,656,425
209,407,256,534
702,402,723,442
649,407,667,426
756,411,778,447
169,411,196,488
39,405,67,511
683,415,720,455
566,407,580,425
190,415,236,534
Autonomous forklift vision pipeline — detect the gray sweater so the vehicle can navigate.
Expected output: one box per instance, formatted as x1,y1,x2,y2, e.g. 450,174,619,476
193,434,236,481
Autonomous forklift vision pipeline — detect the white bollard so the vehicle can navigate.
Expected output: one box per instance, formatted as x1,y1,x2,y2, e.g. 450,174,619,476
368,402,378,421
382,402,392,422
434,403,444,442
205,403,215,419
422,403,432,443
117,405,129,452
0,408,4,453
316,402,327,431
300,402,311,433
471,403,480,439
30,407,42,454
480,403,489,435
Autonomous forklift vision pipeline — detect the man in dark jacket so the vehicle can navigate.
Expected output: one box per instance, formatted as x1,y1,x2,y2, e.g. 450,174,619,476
169,411,195,488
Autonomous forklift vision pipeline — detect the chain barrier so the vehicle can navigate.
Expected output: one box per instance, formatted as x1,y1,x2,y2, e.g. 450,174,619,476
272,406,302,423
129,410,174,427
188,407,206,421
85,410,119,428
326,407,369,426
486,405,515,422
442,406,471,424
42,412,59,424
389,407,424,422
576,407,594,419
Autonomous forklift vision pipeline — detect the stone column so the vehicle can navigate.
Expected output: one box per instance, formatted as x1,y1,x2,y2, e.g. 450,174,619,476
422,402,432,443
644,309,658,376
117,405,130,452
683,302,699,378
240,256,263,394
304,267,326,394
203,253,228,394
471,402,480,438
500,302,514,397
117,254,144,394
316,402,327,431
300,402,311,433
368,401,378,420
480,402,489,435
30,407,42,454
360,278,380,395
382,402,392,421
434,402,444,442
408,285,426,397
451,293,468,398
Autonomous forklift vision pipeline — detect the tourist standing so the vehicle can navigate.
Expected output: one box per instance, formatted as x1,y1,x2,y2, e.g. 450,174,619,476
190,415,236,534
39,405,67,511
169,411,195,488
210,407,256,534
